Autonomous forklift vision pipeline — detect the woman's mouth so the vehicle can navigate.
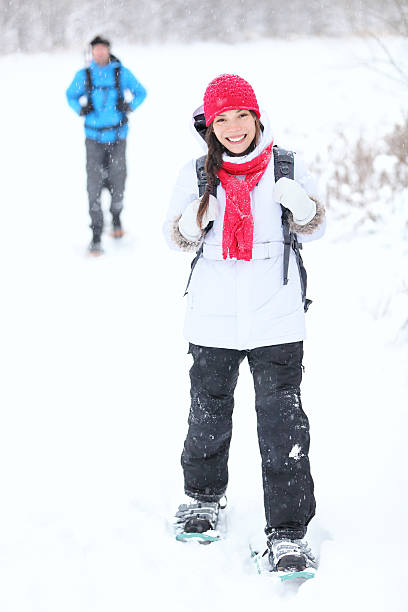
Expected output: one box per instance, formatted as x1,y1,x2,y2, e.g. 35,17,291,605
226,135,246,143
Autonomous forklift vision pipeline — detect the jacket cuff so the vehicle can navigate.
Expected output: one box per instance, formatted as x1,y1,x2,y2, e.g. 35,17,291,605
170,215,203,252
288,197,325,235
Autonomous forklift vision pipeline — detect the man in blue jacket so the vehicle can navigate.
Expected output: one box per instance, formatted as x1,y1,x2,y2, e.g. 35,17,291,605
66,35,147,254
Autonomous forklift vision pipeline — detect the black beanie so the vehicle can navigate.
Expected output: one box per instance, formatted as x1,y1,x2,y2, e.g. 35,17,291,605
90,35,110,47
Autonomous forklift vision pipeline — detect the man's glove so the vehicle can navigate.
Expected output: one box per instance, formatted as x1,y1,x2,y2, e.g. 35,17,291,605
117,100,131,114
273,177,316,225
178,194,219,242
79,103,93,116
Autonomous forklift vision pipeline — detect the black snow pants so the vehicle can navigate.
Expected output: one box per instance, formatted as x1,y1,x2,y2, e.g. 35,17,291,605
85,138,127,237
182,342,316,540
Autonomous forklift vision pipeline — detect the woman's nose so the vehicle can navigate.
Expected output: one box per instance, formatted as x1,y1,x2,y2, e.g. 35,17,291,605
227,119,240,131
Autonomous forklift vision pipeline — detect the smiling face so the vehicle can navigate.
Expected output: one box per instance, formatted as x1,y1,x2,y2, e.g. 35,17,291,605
212,109,257,155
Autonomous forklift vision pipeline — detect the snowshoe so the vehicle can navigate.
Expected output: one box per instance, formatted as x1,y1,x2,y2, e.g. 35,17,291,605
111,216,124,238
88,240,104,256
174,497,226,544
111,228,125,238
268,538,316,573
250,538,317,584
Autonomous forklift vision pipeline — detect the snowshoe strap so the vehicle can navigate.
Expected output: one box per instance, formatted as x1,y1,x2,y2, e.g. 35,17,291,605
175,501,220,532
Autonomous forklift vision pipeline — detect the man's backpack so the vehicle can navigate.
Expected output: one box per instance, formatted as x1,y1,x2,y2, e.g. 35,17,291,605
184,147,312,312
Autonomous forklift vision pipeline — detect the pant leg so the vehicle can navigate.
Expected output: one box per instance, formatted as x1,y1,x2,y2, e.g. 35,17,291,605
106,139,127,217
248,342,316,540
85,138,105,236
182,343,246,502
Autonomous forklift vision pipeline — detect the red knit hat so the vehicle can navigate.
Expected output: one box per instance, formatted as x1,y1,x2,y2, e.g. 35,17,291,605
203,74,260,126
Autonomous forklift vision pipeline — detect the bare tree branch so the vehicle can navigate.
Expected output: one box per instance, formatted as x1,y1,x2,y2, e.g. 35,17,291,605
367,31,408,86
392,0,408,34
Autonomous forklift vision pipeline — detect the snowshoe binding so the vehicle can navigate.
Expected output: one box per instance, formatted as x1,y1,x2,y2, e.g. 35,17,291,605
174,497,226,544
267,538,317,582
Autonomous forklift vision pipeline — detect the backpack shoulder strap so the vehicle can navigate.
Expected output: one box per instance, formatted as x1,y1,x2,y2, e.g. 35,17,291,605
196,155,208,197
84,68,95,113
85,67,93,94
183,156,219,296
195,155,219,236
273,145,294,182
273,146,294,286
114,65,128,128
196,155,218,198
114,65,122,98
273,145,312,311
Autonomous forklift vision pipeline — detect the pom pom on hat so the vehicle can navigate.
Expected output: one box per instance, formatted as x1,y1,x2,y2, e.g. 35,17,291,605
203,74,260,126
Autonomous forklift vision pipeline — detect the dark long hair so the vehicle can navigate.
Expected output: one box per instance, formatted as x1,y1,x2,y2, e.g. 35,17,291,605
196,111,262,229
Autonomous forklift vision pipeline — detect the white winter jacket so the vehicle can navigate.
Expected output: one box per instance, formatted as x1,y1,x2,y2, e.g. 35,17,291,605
163,113,326,350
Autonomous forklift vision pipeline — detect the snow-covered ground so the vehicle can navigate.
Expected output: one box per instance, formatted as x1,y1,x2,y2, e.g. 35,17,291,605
1,38,407,611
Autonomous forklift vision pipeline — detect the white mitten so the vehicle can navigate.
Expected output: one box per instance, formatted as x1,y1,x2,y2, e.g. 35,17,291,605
273,177,316,225
178,194,219,241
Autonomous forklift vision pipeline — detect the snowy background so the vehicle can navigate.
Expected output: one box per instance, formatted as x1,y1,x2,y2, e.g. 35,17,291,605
1,33,408,612
1,0,404,52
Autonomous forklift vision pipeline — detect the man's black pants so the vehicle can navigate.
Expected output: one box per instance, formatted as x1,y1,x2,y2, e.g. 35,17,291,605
85,138,127,236
182,342,316,540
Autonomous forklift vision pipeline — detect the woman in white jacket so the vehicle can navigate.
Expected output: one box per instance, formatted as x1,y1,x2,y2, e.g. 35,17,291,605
164,74,325,573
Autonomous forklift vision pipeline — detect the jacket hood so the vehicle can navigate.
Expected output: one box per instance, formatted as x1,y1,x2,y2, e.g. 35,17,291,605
191,105,208,152
191,105,274,161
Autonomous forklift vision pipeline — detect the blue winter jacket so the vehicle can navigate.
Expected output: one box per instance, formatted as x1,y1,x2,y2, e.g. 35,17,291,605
66,59,146,143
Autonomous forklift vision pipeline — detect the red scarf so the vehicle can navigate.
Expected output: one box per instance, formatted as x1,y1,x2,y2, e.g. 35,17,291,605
218,142,273,261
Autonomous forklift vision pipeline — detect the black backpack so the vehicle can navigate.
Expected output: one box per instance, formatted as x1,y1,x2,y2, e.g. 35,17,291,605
184,147,312,312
